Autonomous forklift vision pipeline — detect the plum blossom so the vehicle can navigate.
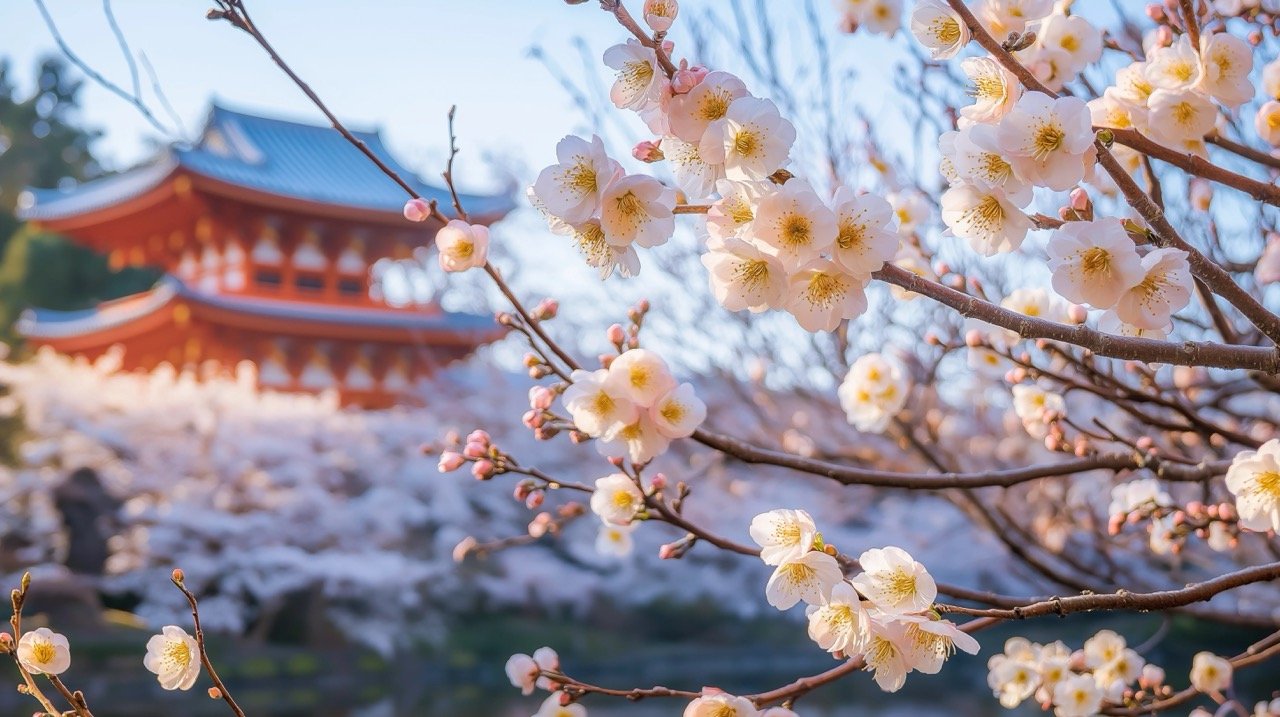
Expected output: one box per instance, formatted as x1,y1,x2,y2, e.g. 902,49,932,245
784,260,868,332
562,368,638,438
143,626,201,691
960,57,1021,125
765,550,843,610
975,0,1053,37
1108,478,1173,518
706,179,770,242
596,413,671,465
806,581,869,655
1052,673,1104,717
899,615,981,675
1038,13,1102,74
1046,219,1144,309
997,94,1094,191
606,349,677,406
648,383,706,439
668,71,750,144
700,97,796,181
661,136,723,201
909,0,969,60
434,220,489,272
1083,629,1125,668
1224,439,1280,533
1146,36,1203,91
1197,32,1254,107
603,40,665,110
862,617,913,692
595,521,635,558
1190,652,1233,693
600,174,676,249
850,546,937,615
951,124,1031,201
888,189,931,235
16,627,70,676
750,508,818,565
683,694,759,717
1147,89,1216,146
532,135,622,224
749,180,838,271
1113,247,1191,330
1257,101,1280,146
838,354,910,433
590,473,645,526
940,183,1033,256
642,0,678,32
701,237,788,313
1011,384,1065,438
506,647,560,695
829,188,898,277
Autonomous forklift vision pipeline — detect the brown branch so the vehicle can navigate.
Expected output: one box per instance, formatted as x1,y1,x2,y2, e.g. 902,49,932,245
599,0,678,77
1207,132,1280,171
938,561,1280,621
944,0,1280,346
875,264,1280,373
172,572,246,717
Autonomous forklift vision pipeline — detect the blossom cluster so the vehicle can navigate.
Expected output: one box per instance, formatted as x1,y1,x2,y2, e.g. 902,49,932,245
527,11,913,334
749,509,978,693
987,631,1235,717
10,624,203,693
562,347,706,465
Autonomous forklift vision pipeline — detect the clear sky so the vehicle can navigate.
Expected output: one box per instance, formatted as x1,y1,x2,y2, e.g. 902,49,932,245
2,0,647,191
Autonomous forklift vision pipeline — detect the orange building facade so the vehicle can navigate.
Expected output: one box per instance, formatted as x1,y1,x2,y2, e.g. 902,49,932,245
17,105,512,407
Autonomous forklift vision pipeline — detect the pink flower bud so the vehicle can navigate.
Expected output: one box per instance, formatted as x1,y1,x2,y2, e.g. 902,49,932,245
658,543,678,559
599,354,614,369
467,429,491,446
535,298,560,320
1069,187,1091,213
438,451,465,472
523,353,542,368
650,473,667,491
1135,436,1155,451
1186,500,1205,516
522,410,544,429
671,64,709,94
452,536,477,562
529,386,555,410
1155,24,1173,47
643,0,678,32
1108,514,1124,535
528,513,551,538
632,140,665,163
965,329,984,347
1139,664,1165,689
608,456,625,468
1067,304,1088,324
1218,502,1237,520
525,491,544,509
444,430,460,445
463,442,487,459
607,323,626,345
471,459,495,480
403,198,433,223
514,483,532,502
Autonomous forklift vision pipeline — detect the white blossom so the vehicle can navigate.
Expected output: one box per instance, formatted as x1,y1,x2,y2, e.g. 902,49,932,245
1046,218,1144,309
784,259,868,332
595,520,635,558
648,383,706,439
1114,247,1191,330
603,40,665,110
143,626,201,691
765,550,843,610
532,135,621,224
997,93,1094,191
850,546,937,615
749,508,818,566
434,220,489,273
1224,439,1280,533
1011,384,1065,438
684,694,759,717
806,581,869,655
749,180,838,271
910,0,969,59
668,71,750,144
1197,32,1254,107
960,56,1021,125
1190,652,1233,693
562,368,638,438
940,183,1033,256
701,237,788,313
700,97,796,181
16,628,71,676
838,354,910,433
589,473,645,526
606,349,677,407
1052,673,1104,717
601,174,677,249
829,188,899,278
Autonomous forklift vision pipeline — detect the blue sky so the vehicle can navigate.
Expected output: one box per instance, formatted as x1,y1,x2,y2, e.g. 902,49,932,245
3,0,643,190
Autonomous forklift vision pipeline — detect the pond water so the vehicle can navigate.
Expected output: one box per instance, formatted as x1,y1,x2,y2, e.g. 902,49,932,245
3,615,1271,716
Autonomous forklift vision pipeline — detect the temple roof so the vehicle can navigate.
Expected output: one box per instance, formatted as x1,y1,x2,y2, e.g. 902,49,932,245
19,104,514,222
18,276,499,342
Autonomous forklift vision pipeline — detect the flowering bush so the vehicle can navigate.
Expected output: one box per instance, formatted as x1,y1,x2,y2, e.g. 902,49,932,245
9,0,1280,715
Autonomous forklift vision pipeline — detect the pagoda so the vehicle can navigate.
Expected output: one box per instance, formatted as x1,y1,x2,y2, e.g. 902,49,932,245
16,104,512,408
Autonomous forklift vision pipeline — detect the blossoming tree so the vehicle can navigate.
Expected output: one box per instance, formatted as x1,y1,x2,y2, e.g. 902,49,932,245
8,0,1280,715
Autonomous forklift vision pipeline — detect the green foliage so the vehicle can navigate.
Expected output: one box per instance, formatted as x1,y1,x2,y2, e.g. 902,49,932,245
0,56,159,343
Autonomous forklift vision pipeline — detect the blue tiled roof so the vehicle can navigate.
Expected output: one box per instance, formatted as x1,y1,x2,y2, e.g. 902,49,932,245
19,104,514,221
18,276,499,339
